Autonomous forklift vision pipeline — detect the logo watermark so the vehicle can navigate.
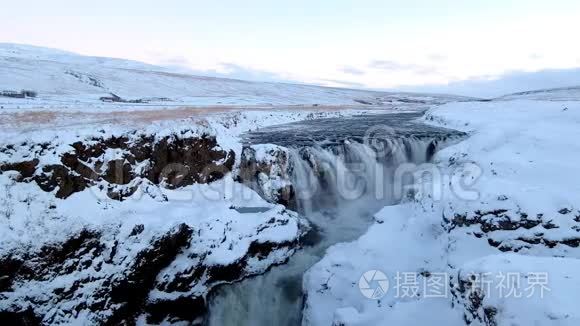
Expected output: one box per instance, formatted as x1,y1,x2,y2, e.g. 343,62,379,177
359,270,390,299
358,270,551,300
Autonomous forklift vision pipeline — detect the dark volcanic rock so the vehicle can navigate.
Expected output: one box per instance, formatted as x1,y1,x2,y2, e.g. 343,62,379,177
0,225,195,324
105,223,193,324
34,164,89,198
237,146,295,207
0,159,39,180
451,271,497,326
146,296,206,324
103,159,133,185
0,128,311,325
1,133,235,200
0,225,180,324
444,208,580,253
0,215,304,325
0,308,42,326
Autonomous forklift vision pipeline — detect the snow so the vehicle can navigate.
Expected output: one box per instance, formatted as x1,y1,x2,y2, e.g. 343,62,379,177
496,86,580,101
0,43,467,111
0,106,361,256
3,43,580,324
423,99,580,217
0,104,336,323
2,78,405,322
457,253,580,326
303,203,463,326
0,160,308,323
303,97,580,325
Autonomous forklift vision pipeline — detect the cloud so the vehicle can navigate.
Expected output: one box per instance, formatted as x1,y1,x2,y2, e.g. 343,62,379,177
368,60,438,75
156,57,291,83
428,54,447,62
369,60,412,70
395,67,580,98
211,62,288,82
340,65,366,76
155,56,372,89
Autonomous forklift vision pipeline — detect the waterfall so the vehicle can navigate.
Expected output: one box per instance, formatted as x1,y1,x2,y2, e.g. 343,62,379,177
286,137,438,214
207,136,450,326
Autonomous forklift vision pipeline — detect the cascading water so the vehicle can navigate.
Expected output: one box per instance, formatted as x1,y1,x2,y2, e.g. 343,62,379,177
207,132,460,326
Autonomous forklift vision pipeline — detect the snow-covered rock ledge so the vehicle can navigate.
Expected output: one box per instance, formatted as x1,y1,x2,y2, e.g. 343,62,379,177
0,178,308,324
0,109,363,324
303,99,580,326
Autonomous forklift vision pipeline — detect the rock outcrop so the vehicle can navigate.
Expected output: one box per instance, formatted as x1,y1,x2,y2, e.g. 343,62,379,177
443,205,580,254
237,145,295,207
0,209,306,325
451,254,580,326
0,130,309,325
0,133,235,200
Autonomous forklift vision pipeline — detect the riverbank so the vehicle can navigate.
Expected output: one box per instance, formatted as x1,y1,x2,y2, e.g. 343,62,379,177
303,99,580,326
0,108,365,324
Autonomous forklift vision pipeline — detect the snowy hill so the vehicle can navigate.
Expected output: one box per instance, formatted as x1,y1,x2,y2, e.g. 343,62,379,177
398,68,580,99
0,43,468,109
496,86,580,101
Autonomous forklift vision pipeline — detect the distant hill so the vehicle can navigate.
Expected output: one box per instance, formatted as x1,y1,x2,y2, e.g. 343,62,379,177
397,68,580,99
496,86,580,101
0,43,469,109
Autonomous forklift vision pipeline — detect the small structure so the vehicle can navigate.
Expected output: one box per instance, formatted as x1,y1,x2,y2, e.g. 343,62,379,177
0,90,37,98
99,93,123,102
99,93,147,103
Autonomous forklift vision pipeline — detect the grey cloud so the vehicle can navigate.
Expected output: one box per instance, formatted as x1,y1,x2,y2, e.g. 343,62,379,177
340,66,366,76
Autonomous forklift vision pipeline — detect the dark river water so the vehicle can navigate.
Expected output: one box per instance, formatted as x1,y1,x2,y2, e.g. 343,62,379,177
243,111,463,147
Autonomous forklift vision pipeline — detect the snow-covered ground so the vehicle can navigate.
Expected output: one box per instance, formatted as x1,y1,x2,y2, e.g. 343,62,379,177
0,107,381,324
0,43,468,111
2,43,473,325
496,86,580,101
303,98,580,326
3,43,580,325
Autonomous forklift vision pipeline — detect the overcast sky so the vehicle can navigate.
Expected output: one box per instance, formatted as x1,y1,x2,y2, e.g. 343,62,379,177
2,0,580,92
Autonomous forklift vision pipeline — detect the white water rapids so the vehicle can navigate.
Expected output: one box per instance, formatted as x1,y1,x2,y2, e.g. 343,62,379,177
206,137,441,326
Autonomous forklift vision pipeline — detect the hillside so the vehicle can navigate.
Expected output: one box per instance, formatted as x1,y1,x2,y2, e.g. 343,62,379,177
0,43,468,110
496,86,580,101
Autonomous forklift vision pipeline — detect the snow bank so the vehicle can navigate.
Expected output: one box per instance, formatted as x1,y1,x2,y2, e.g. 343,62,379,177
1,108,338,324
423,99,580,218
455,254,580,326
303,99,580,325
0,171,308,324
